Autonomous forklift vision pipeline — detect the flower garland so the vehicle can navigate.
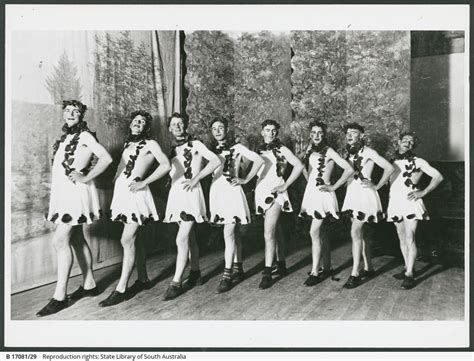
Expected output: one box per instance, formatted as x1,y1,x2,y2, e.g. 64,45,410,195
123,139,147,179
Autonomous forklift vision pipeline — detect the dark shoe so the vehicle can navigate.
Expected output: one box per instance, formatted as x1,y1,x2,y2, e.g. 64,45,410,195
343,275,362,289
98,290,126,307
304,274,326,287
125,279,152,300
231,271,245,284
67,286,99,302
359,269,376,279
185,270,202,288
36,298,68,317
259,274,272,289
271,264,288,277
401,275,416,289
392,270,406,280
163,284,184,301
217,278,233,293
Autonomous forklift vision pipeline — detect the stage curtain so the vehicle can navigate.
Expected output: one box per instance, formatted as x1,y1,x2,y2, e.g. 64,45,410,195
10,30,180,293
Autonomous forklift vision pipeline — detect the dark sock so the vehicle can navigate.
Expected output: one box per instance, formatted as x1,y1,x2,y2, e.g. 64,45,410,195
232,262,243,273
263,266,272,275
223,268,232,279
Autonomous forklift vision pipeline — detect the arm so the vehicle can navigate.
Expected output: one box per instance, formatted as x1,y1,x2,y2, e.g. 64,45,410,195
320,148,354,192
69,133,113,183
129,141,171,192
272,146,304,193
229,144,264,186
365,148,394,191
407,158,444,201
182,141,221,191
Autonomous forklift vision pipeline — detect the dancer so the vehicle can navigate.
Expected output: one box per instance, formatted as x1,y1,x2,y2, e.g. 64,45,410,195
37,100,112,317
387,131,443,289
163,113,221,300
255,119,304,289
99,111,171,307
299,120,353,286
341,122,394,289
209,118,264,293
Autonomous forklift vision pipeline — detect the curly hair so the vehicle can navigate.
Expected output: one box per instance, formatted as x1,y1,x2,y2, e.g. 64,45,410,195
261,119,281,130
62,100,87,122
309,120,328,137
167,112,189,129
209,117,229,130
343,122,365,134
128,110,152,139
399,131,420,149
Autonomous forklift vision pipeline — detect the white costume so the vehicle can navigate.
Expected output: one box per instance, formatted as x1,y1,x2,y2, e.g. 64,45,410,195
387,155,429,222
299,149,339,220
341,146,383,223
46,131,102,225
164,139,215,223
255,142,292,214
209,143,255,225
110,139,159,225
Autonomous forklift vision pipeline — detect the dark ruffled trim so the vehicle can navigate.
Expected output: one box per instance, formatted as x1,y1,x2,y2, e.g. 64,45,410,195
256,198,291,215
165,212,207,224
299,211,340,222
46,210,102,224
112,212,158,225
343,209,385,223
210,214,249,225
388,211,429,223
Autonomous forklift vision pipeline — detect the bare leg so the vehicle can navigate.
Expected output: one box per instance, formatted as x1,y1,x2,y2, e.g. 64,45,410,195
264,203,282,267
135,235,149,283
394,221,409,268
404,219,418,276
361,228,374,271
275,222,285,263
223,224,237,269
309,219,324,274
350,220,364,277
321,230,332,271
188,226,200,272
173,221,194,283
52,225,75,301
233,226,242,264
115,223,140,293
71,225,97,290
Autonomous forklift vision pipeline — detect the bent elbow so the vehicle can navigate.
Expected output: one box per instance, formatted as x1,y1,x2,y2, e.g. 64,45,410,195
103,153,113,165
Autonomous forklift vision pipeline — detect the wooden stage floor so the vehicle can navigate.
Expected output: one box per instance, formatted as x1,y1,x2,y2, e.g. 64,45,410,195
11,242,464,321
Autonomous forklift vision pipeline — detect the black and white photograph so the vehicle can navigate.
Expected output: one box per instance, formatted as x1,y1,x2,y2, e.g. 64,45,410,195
4,4,469,350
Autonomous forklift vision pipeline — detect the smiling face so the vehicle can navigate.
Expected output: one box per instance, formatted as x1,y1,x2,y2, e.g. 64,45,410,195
345,128,363,145
310,125,325,146
168,116,187,139
211,121,227,142
398,135,415,154
63,105,81,127
261,124,278,144
130,114,147,135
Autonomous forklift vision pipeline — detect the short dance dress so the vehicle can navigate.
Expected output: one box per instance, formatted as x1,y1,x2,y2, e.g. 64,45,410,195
46,130,102,225
387,153,429,223
341,146,383,223
299,147,339,220
209,143,253,225
164,139,213,223
255,140,293,215
110,139,159,225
